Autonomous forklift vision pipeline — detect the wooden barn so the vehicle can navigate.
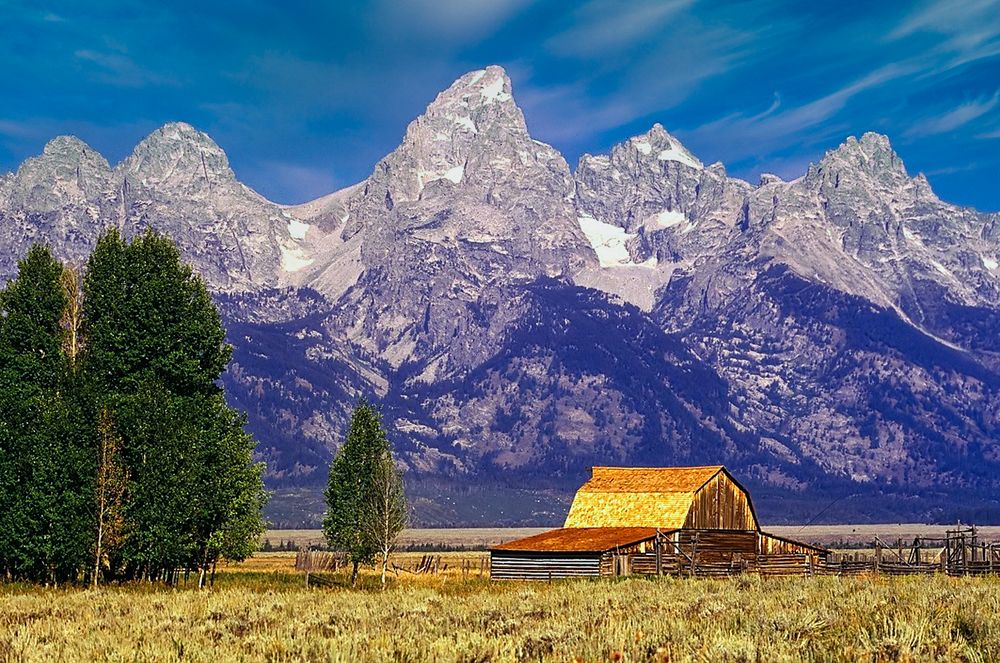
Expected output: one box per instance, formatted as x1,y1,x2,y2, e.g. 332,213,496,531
491,465,827,580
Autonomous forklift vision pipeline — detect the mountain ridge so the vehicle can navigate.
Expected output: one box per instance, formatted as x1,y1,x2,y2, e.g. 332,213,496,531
3,65,999,525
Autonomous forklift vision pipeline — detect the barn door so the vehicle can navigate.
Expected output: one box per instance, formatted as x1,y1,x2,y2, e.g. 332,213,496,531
614,555,631,576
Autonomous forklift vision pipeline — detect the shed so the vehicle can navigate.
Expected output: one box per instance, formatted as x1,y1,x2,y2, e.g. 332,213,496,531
490,465,827,580
490,527,659,580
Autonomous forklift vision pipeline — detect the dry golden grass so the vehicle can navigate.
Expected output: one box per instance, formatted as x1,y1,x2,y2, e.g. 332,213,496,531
220,551,490,579
1,571,999,661
262,528,548,550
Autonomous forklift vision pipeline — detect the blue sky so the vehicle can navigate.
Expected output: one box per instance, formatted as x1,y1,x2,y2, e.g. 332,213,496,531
2,0,999,210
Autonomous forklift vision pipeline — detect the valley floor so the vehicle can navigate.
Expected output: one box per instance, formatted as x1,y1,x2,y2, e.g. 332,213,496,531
1,562,998,662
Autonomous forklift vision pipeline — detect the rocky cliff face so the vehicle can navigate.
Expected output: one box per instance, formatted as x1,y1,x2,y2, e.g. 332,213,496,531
3,66,1000,525
0,122,289,291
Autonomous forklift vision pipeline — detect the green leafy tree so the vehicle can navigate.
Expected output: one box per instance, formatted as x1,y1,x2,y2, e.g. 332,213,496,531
0,246,94,582
0,233,265,585
83,230,264,583
323,399,396,584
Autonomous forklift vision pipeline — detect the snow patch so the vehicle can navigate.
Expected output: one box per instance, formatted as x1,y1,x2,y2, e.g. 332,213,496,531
449,114,477,133
930,260,953,278
983,256,998,271
652,210,686,228
468,69,486,85
657,144,702,169
419,165,465,186
443,165,464,184
578,214,635,267
480,77,511,102
280,245,313,273
634,140,652,156
287,219,310,240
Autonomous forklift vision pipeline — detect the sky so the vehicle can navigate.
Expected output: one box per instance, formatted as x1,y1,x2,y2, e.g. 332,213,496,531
2,0,999,210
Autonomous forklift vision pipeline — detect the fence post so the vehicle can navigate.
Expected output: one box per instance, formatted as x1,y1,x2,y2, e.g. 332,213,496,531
655,531,663,576
875,537,882,574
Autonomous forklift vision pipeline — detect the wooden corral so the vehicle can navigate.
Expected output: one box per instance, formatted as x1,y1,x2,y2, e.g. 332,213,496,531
491,466,828,580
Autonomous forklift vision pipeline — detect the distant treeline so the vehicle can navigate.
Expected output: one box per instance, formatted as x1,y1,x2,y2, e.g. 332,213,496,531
0,232,265,585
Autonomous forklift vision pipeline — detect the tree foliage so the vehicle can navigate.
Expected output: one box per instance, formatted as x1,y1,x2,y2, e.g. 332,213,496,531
0,246,93,582
0,233,265,584
323,399,407,584
363,447,408,587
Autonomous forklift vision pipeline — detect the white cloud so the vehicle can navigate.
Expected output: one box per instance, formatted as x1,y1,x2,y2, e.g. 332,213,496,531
685,65,909,163
546,0,694,58
906,92,1000,137
373,0,533,41
888,0,1000,74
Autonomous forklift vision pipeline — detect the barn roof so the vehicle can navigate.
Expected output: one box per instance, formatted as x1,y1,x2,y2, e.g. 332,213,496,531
491,527,660,553
564,466,738,530
582,466,725,492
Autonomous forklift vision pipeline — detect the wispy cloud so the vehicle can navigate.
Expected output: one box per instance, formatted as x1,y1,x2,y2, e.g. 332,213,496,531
888,0,1000,73
74,49,178,88
373,0,533,42
685,65,909,163
906,92,1000,137
545,0,693,58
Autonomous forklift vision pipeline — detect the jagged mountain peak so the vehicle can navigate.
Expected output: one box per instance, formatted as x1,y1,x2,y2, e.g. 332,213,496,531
623,123,703,170
40,134,105,162
345,64,573,217
814,131,908,185
3,133,112,211
117,122,235,191
413,65,526,140
436,65,514,105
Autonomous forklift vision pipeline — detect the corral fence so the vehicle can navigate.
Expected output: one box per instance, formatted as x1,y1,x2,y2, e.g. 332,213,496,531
657,525,1000,579
294,549,490,587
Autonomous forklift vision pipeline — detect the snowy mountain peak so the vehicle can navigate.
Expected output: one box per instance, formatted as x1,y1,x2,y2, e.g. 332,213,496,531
344,64,569,218
118,122,235,191
434,65,514,107
417,65,526,140
628,124,703,170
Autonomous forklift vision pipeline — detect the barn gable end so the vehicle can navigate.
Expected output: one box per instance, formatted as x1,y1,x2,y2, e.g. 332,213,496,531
564,466,757,531
683,469,757,531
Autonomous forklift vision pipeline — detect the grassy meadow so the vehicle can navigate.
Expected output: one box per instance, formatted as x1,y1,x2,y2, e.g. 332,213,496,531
2,553,999,662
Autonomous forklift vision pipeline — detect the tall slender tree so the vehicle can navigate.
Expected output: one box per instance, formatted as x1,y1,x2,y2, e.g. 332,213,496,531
323,399,400,584
363,447,408,587
0,246,93,582
92,407,126,587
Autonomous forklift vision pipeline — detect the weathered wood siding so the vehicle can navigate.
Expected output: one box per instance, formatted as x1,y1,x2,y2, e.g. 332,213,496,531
759,532,825,557
490,552,602,580
683,472,757,530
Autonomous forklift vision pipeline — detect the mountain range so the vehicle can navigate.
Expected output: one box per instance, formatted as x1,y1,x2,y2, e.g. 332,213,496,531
3,65,1000,526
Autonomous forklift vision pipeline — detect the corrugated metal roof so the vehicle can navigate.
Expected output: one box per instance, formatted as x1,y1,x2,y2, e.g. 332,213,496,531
491,527,661,553
563,466,726,529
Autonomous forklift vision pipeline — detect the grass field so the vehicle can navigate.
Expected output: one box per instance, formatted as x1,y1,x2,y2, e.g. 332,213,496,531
4,526,1000,661
2,568,999,661
0,571,1000,662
